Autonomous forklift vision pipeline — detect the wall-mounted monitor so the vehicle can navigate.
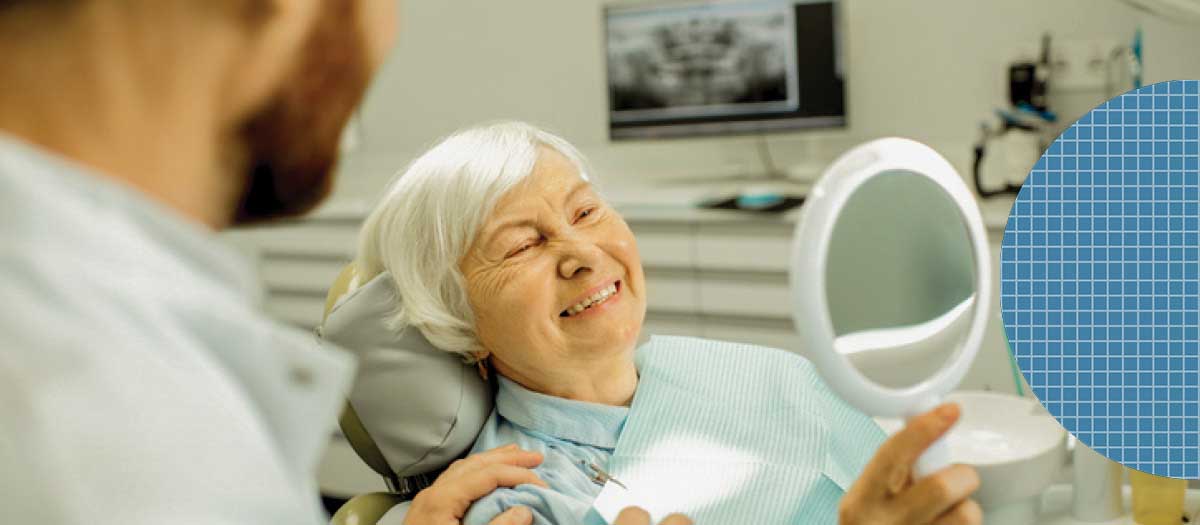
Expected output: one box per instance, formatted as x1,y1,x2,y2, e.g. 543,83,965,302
605,0,844,140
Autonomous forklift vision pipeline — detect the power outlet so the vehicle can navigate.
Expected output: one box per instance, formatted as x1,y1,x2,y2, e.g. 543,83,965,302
1049,38,1123,92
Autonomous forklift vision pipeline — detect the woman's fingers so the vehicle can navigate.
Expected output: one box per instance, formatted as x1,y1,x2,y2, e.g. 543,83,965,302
471,443,521,457
451,463,550,500
613,507,652,525
928,499,983,525
488,506,535,525
658,513,694,525
404,446,546,525
449,445,544,475
858,403,961,495
612,507,693,525
898,464,981,524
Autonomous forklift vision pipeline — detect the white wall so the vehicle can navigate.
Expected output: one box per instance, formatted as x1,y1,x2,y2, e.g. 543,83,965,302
328,0,1200,203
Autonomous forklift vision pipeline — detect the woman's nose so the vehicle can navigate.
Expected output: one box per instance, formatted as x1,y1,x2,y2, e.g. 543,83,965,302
556,237,603,279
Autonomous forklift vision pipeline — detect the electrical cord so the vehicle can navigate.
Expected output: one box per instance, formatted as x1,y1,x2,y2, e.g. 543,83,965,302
755,134,786,179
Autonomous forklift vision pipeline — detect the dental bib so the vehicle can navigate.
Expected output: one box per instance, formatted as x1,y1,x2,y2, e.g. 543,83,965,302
587,335,886,524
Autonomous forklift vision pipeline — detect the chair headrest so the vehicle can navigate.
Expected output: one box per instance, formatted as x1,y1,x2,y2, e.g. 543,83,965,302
321,270,493,479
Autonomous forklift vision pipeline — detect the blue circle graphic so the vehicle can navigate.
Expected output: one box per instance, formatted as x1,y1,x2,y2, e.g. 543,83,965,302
1001,80,1200,478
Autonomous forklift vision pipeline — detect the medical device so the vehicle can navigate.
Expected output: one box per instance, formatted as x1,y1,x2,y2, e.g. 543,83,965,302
585,461,627,490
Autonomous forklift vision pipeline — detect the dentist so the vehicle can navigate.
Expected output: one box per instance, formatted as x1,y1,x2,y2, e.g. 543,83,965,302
0,2,670,524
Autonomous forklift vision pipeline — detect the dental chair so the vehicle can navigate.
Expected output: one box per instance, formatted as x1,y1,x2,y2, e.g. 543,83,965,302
320,265,493,525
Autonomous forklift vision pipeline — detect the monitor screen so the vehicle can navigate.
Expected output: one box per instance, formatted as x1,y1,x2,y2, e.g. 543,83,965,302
605,0,843,140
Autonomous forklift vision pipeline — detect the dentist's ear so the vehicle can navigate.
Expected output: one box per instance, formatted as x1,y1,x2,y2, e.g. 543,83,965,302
220,0,322,122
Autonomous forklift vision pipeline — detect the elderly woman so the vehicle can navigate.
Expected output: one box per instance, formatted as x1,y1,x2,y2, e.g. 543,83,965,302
354,122,981,525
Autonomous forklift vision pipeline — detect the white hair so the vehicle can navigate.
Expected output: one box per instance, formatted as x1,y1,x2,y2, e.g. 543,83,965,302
353,121,592,359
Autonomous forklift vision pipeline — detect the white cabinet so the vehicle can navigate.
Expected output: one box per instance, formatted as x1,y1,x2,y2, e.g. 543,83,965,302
694,223,793,272
643,269,698,313
623,210,803,354
220,210,362,332
632,223,695,268
697,273,791,319
624,199,1024,395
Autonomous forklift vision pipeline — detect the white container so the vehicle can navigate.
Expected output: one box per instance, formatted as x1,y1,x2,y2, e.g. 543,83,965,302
875,391,1068,525
1070,439,1124,521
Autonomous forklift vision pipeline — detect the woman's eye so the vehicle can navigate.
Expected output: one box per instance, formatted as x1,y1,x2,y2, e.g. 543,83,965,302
575,207,596,223
508,239,537,258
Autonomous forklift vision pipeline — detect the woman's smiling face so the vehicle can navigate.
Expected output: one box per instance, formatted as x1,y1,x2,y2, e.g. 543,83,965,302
459,147,647,391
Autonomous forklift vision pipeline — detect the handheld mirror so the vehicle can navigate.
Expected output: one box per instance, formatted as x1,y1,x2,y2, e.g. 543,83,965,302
790,138,992,476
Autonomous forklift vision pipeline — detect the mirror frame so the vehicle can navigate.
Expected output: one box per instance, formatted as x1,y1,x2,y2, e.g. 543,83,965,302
790,137,992,418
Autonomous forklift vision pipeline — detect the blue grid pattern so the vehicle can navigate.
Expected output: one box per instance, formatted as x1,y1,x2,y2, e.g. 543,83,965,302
1001,80,1200,478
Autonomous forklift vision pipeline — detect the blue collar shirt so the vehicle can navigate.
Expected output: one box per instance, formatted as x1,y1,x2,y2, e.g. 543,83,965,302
462,376,630,525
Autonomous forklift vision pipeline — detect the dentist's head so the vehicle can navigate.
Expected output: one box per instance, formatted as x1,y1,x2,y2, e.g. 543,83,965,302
356,122,648,402
0,0,397,227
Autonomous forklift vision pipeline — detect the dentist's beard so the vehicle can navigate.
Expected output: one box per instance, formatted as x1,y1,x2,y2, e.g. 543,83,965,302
232,0,371,225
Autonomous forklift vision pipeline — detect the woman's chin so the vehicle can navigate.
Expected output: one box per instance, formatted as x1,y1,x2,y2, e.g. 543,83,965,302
563,321,642,355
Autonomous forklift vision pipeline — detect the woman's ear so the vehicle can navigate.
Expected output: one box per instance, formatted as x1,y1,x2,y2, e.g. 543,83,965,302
473,351,491,380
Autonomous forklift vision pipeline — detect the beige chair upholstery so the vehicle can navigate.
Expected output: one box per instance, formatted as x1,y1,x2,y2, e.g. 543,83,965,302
323,265,403,486
325,265,400,525
323,264,493,525
331,491,408,525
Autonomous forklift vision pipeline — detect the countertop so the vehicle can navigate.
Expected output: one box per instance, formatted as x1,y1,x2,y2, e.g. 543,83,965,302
1038,483,1199,524
305,184,1018,230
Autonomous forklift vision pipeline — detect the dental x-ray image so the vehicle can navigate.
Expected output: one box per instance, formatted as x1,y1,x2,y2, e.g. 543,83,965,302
607,1,800,123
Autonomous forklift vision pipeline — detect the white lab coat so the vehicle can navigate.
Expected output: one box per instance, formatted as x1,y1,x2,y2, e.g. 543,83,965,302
0,135,355,524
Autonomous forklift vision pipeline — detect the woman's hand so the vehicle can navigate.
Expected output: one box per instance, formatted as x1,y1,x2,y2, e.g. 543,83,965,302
839,403,982,525
613,507,693,525
403,444,549,525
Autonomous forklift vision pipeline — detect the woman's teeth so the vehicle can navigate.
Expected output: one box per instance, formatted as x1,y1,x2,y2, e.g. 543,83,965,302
564,283,618,317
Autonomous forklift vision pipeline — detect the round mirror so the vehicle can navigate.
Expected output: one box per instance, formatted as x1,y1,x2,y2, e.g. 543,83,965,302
790,138,992,476
825,170,976,389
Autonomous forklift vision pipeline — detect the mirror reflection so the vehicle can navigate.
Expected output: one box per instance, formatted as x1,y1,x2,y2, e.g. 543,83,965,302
824,170,977,389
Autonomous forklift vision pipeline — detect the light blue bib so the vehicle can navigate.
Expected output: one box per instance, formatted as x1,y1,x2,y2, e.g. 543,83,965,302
587,335,886,524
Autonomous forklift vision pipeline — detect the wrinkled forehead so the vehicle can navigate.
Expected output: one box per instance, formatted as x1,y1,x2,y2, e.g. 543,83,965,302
468,153,598,255
493,147,593,215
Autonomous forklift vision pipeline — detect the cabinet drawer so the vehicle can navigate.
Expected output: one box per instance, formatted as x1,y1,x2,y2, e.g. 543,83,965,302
260,258,350,295
644,269,698,314
236,224,359,260
632,223,694,269
643,312,702,339
265,294,325,328
698,272,791,318
701,319,802,354
694,223,793,272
